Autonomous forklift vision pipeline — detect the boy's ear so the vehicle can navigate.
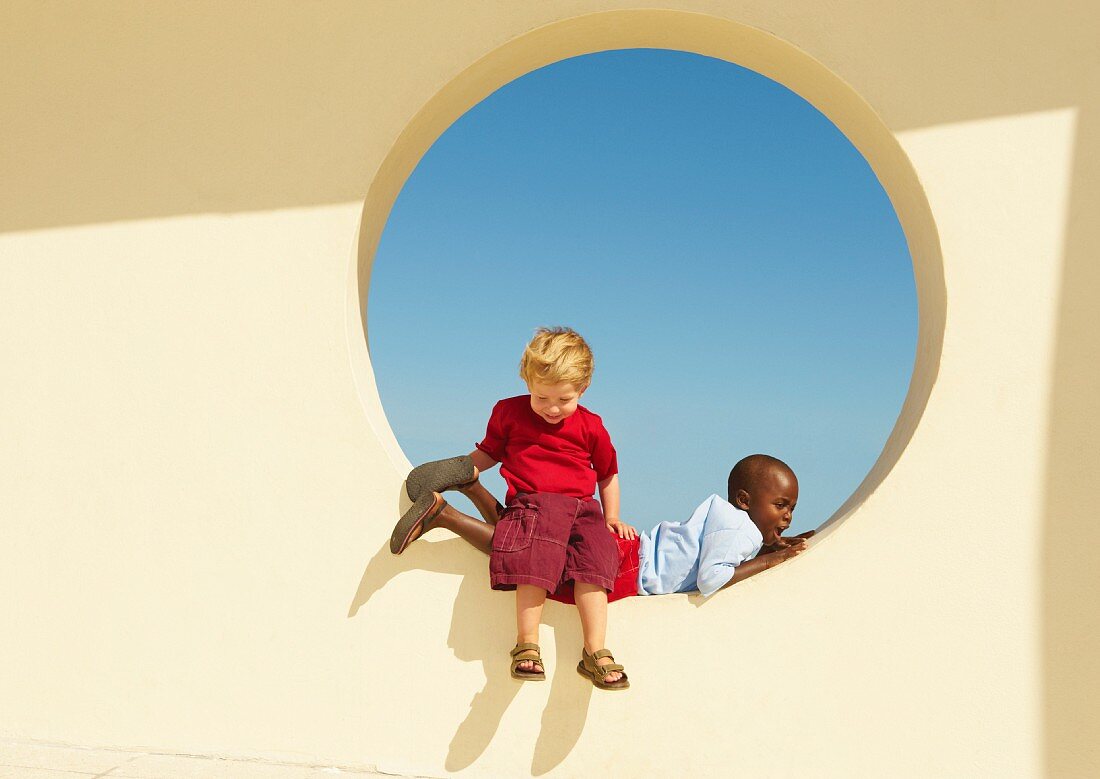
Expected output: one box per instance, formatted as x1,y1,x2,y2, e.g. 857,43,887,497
733,488,751,510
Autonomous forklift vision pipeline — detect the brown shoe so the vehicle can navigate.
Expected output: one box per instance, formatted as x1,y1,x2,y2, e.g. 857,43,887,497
389,492,447,554
510,643,546,681
576,648,629,690
404,456,476,501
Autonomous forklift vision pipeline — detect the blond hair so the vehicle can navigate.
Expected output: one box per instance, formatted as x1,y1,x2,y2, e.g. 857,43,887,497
518,327,594,389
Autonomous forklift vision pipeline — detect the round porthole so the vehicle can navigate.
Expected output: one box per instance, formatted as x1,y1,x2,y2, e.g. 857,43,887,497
350,11,944,539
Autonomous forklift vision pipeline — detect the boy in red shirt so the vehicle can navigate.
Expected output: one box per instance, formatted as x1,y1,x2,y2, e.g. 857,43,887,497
390,327,631,690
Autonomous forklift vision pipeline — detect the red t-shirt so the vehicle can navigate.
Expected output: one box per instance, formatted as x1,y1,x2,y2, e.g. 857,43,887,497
476,395,618,505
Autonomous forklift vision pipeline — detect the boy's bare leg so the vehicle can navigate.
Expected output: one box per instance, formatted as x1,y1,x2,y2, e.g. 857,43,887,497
574,583,622,684
427,500,495,555
428,468,502,554
413,460,501,553
458,479,504,525
515,584,547,674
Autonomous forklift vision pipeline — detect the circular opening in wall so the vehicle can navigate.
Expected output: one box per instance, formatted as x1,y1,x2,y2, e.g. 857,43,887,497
365,47,919,537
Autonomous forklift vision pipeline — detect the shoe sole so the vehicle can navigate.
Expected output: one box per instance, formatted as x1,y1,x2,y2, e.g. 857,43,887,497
389,493,445,554
405,455,476,501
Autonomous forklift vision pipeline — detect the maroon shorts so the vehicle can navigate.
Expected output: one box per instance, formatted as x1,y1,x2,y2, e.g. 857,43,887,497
549,535,640,605
489,492,618,593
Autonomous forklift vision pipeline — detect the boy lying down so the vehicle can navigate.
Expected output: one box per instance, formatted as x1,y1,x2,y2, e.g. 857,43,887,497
392,453,812,603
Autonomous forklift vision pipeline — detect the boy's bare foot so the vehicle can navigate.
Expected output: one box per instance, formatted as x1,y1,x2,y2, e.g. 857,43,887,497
515,660,544,673
594,654,623,684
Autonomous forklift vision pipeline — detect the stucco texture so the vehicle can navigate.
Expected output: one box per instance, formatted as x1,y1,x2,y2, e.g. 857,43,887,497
1,2,1097,777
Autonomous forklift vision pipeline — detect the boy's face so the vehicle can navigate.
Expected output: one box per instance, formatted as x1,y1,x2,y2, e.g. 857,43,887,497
734,467,799,546
527,380,585,425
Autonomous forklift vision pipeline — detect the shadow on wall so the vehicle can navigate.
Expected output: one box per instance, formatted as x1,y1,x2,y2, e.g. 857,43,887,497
1041,107,1100,775
349,532,593,774
0,3,1094,234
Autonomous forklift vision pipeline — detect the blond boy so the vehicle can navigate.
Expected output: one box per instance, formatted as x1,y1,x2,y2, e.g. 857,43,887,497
390,327,630,689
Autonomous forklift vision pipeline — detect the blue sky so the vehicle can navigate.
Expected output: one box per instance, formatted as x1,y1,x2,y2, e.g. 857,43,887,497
368,49,916,535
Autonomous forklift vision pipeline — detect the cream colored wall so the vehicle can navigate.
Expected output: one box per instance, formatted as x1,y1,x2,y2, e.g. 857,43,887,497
2,2,1097,777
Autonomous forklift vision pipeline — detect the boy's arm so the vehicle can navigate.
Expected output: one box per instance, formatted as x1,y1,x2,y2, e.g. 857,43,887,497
718,542,805,590
697,517,807,595
469,448,499,473
597,474,636,540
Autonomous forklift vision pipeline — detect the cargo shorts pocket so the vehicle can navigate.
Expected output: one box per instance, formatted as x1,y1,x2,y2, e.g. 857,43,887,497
492,508,538,553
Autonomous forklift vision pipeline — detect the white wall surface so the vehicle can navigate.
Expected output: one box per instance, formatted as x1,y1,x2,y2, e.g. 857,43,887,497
2,3,1097,776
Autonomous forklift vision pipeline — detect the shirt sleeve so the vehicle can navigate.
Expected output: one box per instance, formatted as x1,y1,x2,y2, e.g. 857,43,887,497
696,526,759,597
475,400,507,462
587,414,619,482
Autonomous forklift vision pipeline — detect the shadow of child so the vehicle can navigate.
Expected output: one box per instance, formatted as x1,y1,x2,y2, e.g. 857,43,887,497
349,519,596,773
443,563,523,770
446,592,597,774
349,535,519,769
530,600,593,775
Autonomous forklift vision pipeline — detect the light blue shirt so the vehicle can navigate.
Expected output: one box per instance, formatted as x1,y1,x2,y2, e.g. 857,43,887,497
637,494,764,597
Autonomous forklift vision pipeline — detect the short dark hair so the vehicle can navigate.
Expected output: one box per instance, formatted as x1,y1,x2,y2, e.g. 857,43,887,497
727,454,794,500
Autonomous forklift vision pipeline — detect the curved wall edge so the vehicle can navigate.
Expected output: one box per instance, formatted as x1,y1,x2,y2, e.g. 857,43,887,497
351,8,945,538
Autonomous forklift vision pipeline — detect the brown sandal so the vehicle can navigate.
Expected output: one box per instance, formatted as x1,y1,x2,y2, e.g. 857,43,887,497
510,643,546,681
389,492,447,554
576,648,629,690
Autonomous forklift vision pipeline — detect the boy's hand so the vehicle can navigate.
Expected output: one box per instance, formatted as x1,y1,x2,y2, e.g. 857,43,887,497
761,529,814,554
606,519,637,540
761,541,806,568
